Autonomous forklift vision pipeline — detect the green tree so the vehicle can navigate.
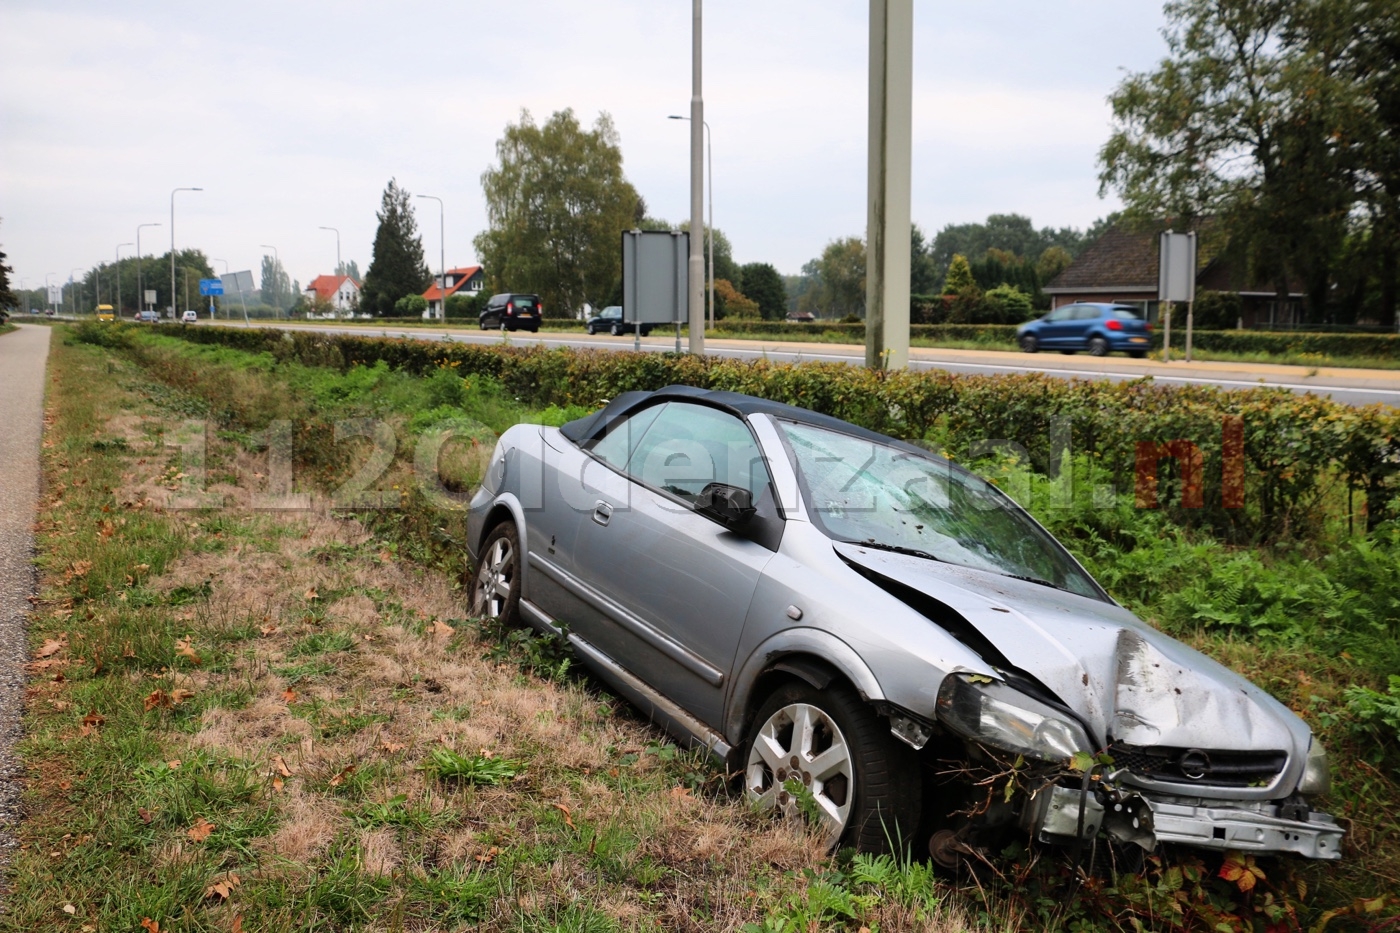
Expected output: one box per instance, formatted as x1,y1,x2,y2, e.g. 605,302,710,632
362,179,431,317
798,237,866,319
983,284,1034,323
737,262,787,320
475,109,640,318
394,294,429,317
910,224,940,294
1098,0,1371,322
929,213,1099,283
260,254,292,310
0,239,16,311
336,259,362,281
1036,246,1074,285
942,254,976,294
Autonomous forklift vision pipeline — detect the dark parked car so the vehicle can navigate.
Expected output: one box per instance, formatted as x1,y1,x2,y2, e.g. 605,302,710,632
1017,303,1152,358
466,385,1339,859
479,293,541,333
586,305,652,337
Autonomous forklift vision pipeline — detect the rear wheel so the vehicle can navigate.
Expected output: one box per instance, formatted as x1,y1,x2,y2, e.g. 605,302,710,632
744,680,921,854
471,523,521,626
500,321,509,332
1019,334,1039,353
610,323,622,336
586,324,596,335
1088,336,1110,357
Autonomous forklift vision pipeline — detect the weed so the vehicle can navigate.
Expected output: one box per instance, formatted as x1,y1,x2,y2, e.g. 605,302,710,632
420,748,521,785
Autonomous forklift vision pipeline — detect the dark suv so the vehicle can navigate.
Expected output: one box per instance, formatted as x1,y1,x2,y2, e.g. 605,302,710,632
585,305,652,336
479,293,542,333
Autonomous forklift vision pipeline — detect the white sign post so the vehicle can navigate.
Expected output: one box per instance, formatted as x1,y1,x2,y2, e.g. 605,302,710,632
1158,231,1197,363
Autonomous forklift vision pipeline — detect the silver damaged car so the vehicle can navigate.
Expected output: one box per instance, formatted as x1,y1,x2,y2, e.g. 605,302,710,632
465,386,1341,861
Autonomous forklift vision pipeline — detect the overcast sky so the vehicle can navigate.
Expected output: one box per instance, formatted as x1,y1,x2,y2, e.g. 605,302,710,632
1,1,1169,295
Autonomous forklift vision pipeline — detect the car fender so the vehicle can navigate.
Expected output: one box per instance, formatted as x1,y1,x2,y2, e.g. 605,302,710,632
724,627,886,744
466,490,534,596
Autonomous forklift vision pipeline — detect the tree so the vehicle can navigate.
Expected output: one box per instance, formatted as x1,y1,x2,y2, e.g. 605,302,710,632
336,259,362,281
910,224,940,295
797,237,866,319
928,213,1099,284
260,254,292,310
737,262,787,320
0,240,15,312
1098,0,1379,323
942,254,976,294
362,179,431,317
1036,246,1074,284
475,109,640,318
714,279,760,320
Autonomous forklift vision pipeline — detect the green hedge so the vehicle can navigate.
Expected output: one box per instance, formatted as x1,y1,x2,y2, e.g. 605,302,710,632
137,322,1400,544
715,320,1400,360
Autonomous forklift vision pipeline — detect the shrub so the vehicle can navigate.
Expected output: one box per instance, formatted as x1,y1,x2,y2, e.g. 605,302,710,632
1193,290,1243,330
983,284,1034,324
393,294,429,317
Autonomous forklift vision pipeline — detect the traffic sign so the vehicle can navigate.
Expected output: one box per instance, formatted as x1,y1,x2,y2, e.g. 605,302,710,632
199,278,224,296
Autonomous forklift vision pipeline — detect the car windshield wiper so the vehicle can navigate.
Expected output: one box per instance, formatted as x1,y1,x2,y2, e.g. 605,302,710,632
841,540,945,564
997,572,1068,593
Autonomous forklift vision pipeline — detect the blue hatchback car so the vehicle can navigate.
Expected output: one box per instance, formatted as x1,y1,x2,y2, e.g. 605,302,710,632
1016,303,1153,358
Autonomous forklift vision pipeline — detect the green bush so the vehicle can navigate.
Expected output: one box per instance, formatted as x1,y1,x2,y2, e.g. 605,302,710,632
445,292,487,319
983,284,1035,324
393,294,429,317
156,323,1400,544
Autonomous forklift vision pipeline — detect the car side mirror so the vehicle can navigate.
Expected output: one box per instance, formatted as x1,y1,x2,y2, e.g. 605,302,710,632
695,483,756,530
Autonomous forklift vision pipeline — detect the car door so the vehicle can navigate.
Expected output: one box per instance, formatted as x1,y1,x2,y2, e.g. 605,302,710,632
1038,305,1077,346
1069,305,1102,347
570,401,779,730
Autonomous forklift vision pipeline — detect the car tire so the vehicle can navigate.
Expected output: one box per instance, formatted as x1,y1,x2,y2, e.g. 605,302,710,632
1019,334,1039,353
471,523,522,627
744,679,922,855
610,323,622,336
1088,336,1110,357
501,321,510,332
586,324,596,335
479,319,489,331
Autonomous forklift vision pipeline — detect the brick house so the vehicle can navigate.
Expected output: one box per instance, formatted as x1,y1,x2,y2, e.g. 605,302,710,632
1045,223,1305,327
422,266,485,318
303,275,361,316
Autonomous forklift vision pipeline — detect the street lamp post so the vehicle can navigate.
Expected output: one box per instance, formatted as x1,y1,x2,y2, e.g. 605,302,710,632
416,196,445,320
319,226,341,274
70,268,84,317
171,186,203,320
136,223,161,317
212,258,229,319
670,114,714,328
115,243,133,314
45,273,57,314
260,245,280,316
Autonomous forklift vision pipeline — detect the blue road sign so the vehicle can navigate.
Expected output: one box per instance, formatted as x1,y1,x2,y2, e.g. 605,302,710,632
199,278,225,296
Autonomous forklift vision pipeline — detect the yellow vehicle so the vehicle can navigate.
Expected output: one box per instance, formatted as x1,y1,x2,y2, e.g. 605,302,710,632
96,304,115,322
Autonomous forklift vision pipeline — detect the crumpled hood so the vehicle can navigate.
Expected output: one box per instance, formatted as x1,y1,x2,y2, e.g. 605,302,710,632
834,543,1310,760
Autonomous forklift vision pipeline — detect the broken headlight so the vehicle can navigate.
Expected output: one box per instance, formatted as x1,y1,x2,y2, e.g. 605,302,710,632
1298,738,1330,796
936,673,1092,764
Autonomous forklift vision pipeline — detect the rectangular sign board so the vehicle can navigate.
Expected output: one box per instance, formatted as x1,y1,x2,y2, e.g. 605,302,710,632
622,230,688,325
47,285,61,305
1158,231,1197,303
144,289,157,306
221,271,255,295
199,278,224,296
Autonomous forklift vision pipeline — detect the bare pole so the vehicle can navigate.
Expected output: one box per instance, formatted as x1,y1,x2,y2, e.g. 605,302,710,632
319,226,341,274
865,0,913,370
669,115,715,328
115,242,133,314
687,0,705,354
136,223,160,316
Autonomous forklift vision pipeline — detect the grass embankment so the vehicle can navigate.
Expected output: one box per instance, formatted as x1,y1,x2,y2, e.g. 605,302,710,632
0,321,17,336
13,328,977,932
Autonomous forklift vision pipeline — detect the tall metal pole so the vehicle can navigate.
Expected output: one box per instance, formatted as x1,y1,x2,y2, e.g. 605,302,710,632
319,226,341,275
137,222,160,317
70,268,84,316
115,243,133,314
45,273,57,314
864,0,913,370
669,115,715,328
212,258,229,319
687,0,705,354
260,245,280,317
171,187,202,320
417,196,445,320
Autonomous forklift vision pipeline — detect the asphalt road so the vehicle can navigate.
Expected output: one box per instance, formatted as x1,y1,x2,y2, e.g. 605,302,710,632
211,320,1400,407
0,324,51,896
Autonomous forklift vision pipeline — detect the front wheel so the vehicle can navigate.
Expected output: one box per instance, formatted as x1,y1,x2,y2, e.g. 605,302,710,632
471,523,522,626
744,680,921,854
586,324,596,335
1019,334,1039,353
1088,336,1110,357
610,323,622,336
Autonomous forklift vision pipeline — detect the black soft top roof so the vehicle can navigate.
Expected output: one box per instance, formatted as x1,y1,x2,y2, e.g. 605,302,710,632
558,384,928,456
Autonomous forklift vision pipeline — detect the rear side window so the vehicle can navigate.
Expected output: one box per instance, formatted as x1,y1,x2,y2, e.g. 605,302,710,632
1072,306,1102,320
512,295,536,308
626,402,771,502
1111,308,1144,320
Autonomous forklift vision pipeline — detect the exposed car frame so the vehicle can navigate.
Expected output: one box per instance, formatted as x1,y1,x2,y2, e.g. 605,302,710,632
465,385,1341,861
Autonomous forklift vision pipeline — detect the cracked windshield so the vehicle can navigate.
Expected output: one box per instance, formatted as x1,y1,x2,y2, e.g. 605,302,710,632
780,420,1100,600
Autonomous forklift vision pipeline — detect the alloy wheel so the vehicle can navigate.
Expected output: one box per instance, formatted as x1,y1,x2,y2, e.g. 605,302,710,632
745,702,854,843
472,536,515,619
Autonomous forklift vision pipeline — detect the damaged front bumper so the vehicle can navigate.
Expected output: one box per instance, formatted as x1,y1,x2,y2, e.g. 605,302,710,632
1027,783,1344,860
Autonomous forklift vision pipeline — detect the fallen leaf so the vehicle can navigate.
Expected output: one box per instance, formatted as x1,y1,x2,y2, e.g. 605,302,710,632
259,624,278,637
70,560,92,578
167,760,181,770
143,689,171,712
553,803,575,828
171,689,195,705
272,775,284,792
36,637,67,659
98,520,115,538
282,689,297,703
303,587,318,601
79,710,104,737
231,915,243,933
380,741,406,754
328,765,356,787
58,780,71,791
430,619,455,637
140,919,160,933
137,807,153,824
121,642,135,658
187,818,215,842
669,786,693,799
174,636,202,666
63,904,76,915
204,872,241,900
271,755,293,777
475,845,500,864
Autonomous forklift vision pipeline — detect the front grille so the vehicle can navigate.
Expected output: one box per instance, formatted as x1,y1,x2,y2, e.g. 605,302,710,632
1107,742,1286,788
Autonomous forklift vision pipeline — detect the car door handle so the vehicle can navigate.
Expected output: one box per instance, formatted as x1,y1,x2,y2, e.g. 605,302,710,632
592,501,612,526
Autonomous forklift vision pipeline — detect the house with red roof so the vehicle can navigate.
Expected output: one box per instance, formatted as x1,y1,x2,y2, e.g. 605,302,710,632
422,266,485,318
303,274,362,316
